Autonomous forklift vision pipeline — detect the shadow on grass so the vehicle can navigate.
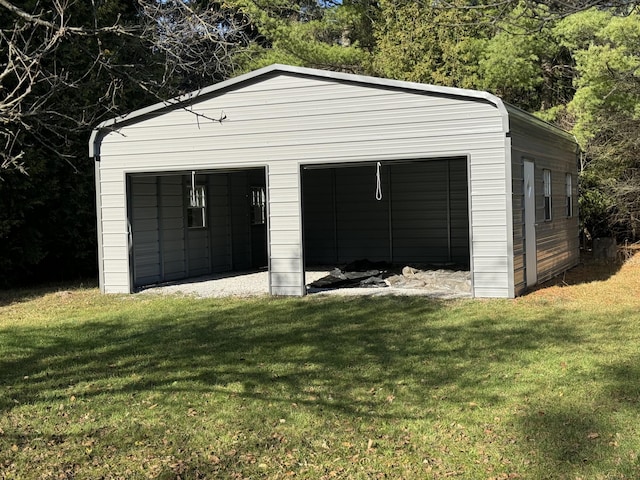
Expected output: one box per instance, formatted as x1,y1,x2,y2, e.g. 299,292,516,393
1,295,636,477
518,408,613,473
601,355,640,405
512,326,640,479
0,297,579,416
0,278,98,307
529,252,623,293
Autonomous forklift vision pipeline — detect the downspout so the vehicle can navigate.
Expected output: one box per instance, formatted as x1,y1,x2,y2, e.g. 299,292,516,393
89,128,106,293
446,160,452,263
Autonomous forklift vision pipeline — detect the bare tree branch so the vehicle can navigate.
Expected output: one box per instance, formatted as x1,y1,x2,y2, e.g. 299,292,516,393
0,0,254,172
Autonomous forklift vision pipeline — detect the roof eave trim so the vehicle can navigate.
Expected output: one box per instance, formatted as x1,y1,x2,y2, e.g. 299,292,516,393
89,128,100,159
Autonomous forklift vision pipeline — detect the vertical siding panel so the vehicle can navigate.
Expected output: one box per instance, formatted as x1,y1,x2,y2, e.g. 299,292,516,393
248,169,268,268
97,170,130,293
130,176,161,287
391,160,470,265
335,166,390,262
229,171,251,270
268,165,303,295
302,169,337,265
209,173,232,272
160,175,187,281
468,146,510,298
391,162,447,263
449,159,471,265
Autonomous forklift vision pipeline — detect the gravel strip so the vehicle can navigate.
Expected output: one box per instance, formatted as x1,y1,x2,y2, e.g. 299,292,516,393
138,269,471,300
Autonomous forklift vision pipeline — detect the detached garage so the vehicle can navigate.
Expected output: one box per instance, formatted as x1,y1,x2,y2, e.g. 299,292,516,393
89,64,579,298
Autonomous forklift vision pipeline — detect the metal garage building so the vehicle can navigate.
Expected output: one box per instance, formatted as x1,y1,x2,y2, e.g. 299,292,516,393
89,64,579,298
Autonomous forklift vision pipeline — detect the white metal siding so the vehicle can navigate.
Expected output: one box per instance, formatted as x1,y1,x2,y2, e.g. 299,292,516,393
268,163,304,295
97,72,511,296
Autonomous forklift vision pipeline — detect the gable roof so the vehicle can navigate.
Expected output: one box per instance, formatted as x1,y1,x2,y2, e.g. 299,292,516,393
89,63,573,158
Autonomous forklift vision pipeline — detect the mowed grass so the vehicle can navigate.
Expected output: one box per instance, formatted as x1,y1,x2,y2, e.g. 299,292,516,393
1,257,640,479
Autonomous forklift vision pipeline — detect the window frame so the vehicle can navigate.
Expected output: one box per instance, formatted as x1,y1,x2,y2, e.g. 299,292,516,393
543,169,552,221
565,173,573,218
187,185,207,229
250,186,267,226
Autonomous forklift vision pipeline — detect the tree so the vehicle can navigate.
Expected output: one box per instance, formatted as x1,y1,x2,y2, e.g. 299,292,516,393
227,0,370,73
370,1,574,111
371,1,490,88
555,9,640,239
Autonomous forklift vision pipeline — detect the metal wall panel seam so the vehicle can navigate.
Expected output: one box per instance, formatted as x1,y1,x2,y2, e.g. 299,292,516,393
95,160,105,292
505,133,516,298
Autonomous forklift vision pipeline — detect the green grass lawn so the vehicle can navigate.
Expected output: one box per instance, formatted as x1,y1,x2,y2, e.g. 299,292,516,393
1,258,640,479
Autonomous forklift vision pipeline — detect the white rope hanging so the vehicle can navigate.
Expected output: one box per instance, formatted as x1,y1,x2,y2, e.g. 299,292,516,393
375,162,383,201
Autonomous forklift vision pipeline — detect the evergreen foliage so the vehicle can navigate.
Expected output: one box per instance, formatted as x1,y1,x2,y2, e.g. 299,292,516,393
2,0,640,286
558,9,640,239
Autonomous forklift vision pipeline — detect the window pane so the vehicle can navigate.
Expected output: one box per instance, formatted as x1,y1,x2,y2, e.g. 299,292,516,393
250,186,266,225
187,207,205,228
543,170,552,220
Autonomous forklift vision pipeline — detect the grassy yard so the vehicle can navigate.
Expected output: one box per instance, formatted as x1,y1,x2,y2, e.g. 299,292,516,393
1,257,640,479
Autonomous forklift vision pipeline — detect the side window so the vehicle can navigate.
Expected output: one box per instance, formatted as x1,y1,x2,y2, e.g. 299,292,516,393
250,186,266,225
543,169,552,221
565,173,573,218
187,185,206,228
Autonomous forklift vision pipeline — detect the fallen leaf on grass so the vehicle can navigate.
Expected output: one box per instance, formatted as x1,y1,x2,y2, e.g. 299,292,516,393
587,432,600,439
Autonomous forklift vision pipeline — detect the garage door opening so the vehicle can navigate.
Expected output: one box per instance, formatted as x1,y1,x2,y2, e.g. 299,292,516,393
128,168,268,290
301,158,471,292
